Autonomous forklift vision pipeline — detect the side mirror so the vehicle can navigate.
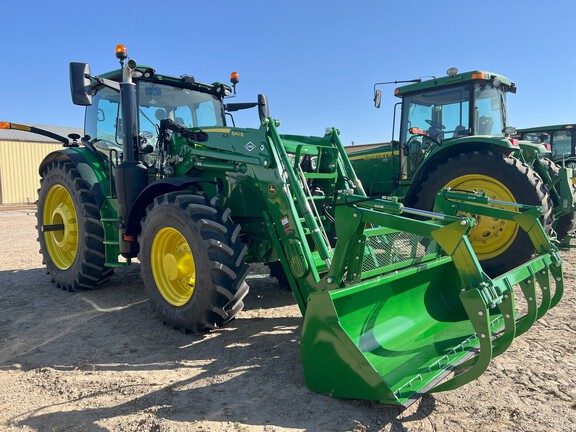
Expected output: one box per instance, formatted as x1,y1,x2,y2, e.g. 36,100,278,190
70,62,93,106
502,126,517,137
258,94,269,123
374,89,382,109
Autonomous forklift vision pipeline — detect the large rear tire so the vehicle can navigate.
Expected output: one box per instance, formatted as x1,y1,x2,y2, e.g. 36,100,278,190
37,160,113,291
138,192,249,333
411,151,552,276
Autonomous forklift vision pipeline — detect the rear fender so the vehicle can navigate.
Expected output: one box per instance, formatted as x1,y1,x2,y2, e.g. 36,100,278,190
39,148,110,208
404,137,518,205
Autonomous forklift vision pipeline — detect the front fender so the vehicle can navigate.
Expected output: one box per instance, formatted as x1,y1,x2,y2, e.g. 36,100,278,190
125,177,217,237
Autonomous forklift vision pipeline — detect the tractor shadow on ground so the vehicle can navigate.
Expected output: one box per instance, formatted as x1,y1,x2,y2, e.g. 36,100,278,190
0,265,438,431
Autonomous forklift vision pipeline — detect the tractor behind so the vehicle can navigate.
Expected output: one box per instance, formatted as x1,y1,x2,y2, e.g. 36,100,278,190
348,69,576,270
518,123,576,167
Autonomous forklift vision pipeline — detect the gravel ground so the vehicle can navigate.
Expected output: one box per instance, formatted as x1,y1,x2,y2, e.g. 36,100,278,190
0,207,574,432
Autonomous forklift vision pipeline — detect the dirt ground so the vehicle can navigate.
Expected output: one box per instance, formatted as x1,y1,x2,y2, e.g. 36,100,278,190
0,206,574,432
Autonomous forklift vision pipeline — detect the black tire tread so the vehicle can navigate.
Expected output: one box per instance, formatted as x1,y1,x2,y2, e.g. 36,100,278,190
37,160,113,292
139,192,249,334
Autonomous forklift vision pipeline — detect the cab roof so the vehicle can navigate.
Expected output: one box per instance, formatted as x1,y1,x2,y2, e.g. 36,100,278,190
518,124,575,133
394,70,516,97
98,66,225,94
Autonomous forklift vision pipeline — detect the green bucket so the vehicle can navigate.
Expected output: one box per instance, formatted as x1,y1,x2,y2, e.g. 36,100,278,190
297,191,562,406
300,252,561,407
301,256,481,406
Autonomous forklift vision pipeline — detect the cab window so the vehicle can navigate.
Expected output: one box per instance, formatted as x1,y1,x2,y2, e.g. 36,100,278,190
85,87,122,147
552,130,573,157
400,86,471,144
474,84,505,136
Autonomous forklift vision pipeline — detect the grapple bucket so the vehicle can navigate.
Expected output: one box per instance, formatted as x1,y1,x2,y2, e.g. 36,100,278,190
262,125,562,406
299,191,563,406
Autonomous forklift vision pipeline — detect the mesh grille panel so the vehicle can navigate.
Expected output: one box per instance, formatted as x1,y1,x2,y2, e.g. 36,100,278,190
362,231,441,275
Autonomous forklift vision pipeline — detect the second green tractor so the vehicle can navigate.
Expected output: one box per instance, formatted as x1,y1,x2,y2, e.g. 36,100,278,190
348,69,576,271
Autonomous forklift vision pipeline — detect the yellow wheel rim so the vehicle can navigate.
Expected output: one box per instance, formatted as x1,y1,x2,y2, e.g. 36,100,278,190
151,227,196,307
444,174,518,260
43,185,78,270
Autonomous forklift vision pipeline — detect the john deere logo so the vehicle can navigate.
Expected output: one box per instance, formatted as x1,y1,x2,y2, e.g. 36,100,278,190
244,142,256,152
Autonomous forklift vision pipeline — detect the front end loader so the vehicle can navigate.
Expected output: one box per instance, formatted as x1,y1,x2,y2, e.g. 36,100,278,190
1,46,564,406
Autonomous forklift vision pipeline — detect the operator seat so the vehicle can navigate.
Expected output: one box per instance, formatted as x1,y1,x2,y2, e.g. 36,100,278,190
453,125,466,138
478,116,494,135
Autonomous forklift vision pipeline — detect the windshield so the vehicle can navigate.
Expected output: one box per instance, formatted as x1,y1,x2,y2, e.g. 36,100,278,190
400,85,471,144
137,81,225,136
399,82,507,144
523,129,574,159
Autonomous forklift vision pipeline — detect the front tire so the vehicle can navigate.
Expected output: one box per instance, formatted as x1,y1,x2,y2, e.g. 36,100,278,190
37,160,113,291
411,151,552,275
138,192,249,333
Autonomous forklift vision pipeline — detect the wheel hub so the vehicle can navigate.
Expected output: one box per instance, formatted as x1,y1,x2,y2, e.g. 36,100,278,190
444,174,518,260
43,185,78,270
151,227,196,306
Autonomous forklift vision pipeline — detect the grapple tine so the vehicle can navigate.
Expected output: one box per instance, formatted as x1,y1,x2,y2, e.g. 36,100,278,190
429,288,494,393
491,289,516,358
516,271,539,337
454,281,516,370
550,264,564,309
535,267,553,320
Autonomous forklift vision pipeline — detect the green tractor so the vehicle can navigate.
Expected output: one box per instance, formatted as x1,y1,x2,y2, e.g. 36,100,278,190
348,68,575,273
518,124,576,167
2,48,563,406
517,123,576,247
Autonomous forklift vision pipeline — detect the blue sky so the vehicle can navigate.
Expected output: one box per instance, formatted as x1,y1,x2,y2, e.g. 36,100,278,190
1,0,574,146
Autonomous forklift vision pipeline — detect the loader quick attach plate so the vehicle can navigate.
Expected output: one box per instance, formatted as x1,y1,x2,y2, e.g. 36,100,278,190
299,191,563,407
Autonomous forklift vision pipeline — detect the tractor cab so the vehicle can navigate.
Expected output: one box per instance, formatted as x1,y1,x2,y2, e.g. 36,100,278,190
81,65,230,171
76,56,267,177
393,69,516,179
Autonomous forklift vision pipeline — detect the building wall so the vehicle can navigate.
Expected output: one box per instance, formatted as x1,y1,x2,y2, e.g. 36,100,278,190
0,140,63,204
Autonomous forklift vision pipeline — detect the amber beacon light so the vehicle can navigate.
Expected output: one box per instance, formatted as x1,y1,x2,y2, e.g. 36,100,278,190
115,44,128,61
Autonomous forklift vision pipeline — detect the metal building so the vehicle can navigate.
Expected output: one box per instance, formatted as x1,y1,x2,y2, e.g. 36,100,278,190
0,125,82,204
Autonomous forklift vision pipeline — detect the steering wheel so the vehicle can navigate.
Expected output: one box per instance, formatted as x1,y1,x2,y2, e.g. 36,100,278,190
426,119,445,130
